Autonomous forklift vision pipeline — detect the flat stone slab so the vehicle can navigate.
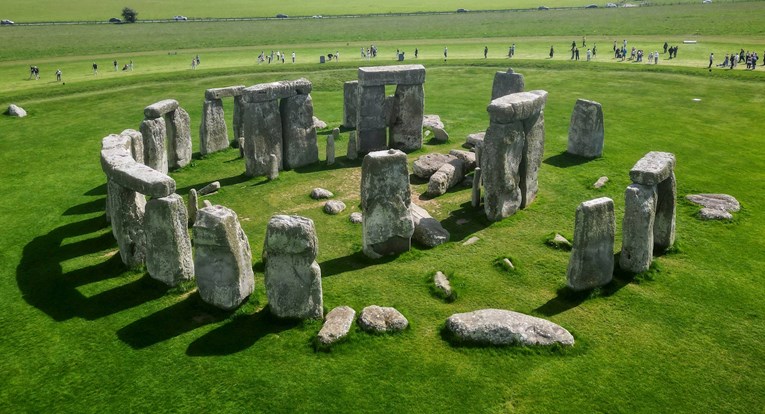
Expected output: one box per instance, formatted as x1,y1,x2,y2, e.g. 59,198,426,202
198,181,220,196
358,305,408,333
593,176,609,189
100,133,176,198
144,99,179,119
629,151,676,186
449,149,476,172
433,271,453,299
358,64,426,86
242,79,312,103
686,194,740,213
413,153,456,179
465,132,485,148
487,90,548,124
205,85,245,100
310,188,334,200
699,207,733,220
445,309,574,346
462,236,480,246
423,114,449,142
317,306,356,347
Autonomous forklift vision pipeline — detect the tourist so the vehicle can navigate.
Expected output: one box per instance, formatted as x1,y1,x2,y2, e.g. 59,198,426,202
511,43,515,57
654,51,659,64
191,58,197,69
129,60,134,71
575,48,580,61
664,42,668,54
415,48,418,58
113,60,118,71
484,46,488,59
549,45,554,58
56,69,61,82
593,43,597,57
292,52,295,63
582,35,586,47
196,55,200,66
708,53,714,69
92,62,98,75
586,48,591,61
444,46,448,61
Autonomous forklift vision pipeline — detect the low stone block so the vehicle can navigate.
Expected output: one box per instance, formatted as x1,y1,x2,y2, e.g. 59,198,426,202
317,306,355,347
413,153,456,179
358,306,408,333
445,309,574,346
427,158,464,196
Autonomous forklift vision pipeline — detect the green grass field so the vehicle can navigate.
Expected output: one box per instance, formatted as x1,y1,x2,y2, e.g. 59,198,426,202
1,2,764,413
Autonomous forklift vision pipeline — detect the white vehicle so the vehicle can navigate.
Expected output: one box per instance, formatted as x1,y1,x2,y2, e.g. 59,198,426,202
173,16,188,21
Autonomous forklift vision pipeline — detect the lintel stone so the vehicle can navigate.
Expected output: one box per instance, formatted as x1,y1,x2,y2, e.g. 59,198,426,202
205,85,245,100
358,64,426,86
144,99,179,119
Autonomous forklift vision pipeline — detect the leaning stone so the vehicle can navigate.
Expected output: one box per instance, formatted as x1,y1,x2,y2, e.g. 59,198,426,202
427,158,464,196
349,212,363,224
567,99,604,158
686,194,740,213
281,93,319,169
620,184,657,273
423,115,449,142
487,91,548,124
263,215,323,319
346,131,358,160
204,85,245,100
433,271,453,299
465,131,485,148
593,176,609,189
449,149,476,172
358,306,408,333
100,133,176,198
326,134,335,166
491,68,526,100
267,154,279,180
144,194,194,286
361,149,414,258
6,104,27,117
143,99,179,119
324,200,346,215
317,306,356,347
313,116,327,130
463,236,480,246
629,151,676,186
140,117,168,174
167,107,192,170
411,203,450,247
107,180,146,268
188,189,198,226
198,181,220,196
445,309,574,346
200,99,229,156
654,172,676,251
193,205,255,310
566,197,615,291
413,153,456,179
310,188,334,200
699,208,733,220
342,81,359,128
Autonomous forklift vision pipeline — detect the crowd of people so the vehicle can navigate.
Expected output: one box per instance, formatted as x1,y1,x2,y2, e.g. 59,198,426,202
712,49,760,70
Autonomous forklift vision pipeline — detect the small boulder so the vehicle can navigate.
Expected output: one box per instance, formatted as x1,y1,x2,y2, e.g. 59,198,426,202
6,104,27,118
411,203,450,247
445,309,574,346
358,306,408,333
413,153,456,179
317,306,356,347
462,236,480,246
422,115,449,142
593,176,609,189
433,271,454,300
547,233,572,250
464,132,485,148
349,212,363,224
502,258,515,271
310,188,334,200
449,150,476,172
198,181,221,196
324,200,346,215
313,116,327,129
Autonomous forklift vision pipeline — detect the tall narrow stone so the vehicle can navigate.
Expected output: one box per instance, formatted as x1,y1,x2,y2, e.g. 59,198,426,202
361,149,414,258
389,84,424,152
326,134,335,166
193,205,255,310
491,68,525,100
347,131,358,160
481,121,525,220
242,100,282,177
144,194,194,286
121,129,144,164
140,117,168,174
654,172,676,251
107,180,146,268
472,167,482,208
188,188,198,226
566,197,615,291
263,215,323,319
267,154,279,180
200,99,229,156
343,81,359,128
167,107,192,170
620,184,657,273
567,99,604,158
233,95,245,142
520,110,545,208
281,94,318,169
356,85,387,153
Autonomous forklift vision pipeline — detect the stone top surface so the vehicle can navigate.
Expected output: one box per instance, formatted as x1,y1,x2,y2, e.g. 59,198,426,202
358,64,426,86
365,148,407,161
445,309,574,347
242,79,312,103
100,133,175,197
580,196,614,210
629,151,676,186
487,90,548,123
205,85,246,100
144,99,179,119
574,98,602,108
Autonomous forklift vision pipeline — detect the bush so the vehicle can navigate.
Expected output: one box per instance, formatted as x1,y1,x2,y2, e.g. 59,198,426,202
121,7,138,23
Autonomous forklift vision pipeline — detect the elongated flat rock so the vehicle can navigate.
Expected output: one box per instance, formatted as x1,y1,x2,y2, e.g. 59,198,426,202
242,79,312,103
358,64,426,86
487,90,547,124
100,133,176,197
629,151,676,186
445,309,574,346
686,194,740,213
317,306,356,347
144,99,179,119
358,306,408,333
205,85,245,100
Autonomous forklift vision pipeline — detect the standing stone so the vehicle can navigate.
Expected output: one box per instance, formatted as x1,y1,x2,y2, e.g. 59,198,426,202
107,180,146,268
243,100,282,177
520,110,545,208
140,117,168,174
654,172,676,251
427,158,464,196
281,94,319,169
193,205,255,310
620,184,657,273
356,85,387,153
326,134,335,166
361,149,414,258
267,154,279,180
167,107,192,170
472,167,482,208
347,131,358,160
233,95,245,142
481,121,524,220
144,194,194,286
188,188,198,226
263,215,323,319
389,84,425,151
121,129,144,164
567,99,604,158
343,81,359,128
200,99,229,156
491,68,525,100
566,197,615,291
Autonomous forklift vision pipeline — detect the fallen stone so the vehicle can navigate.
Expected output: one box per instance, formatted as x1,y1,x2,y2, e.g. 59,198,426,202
310,188,334,200
433,271,453,299
144,194,194,286
567,99,605,158
502,258,515,271
699,207,733,220
423,115,449,142
449,150,476,172
6,104,27,117
317,306,356,347
566,197,615,291
358,306,409,333
313,116,327,129
349,212,363,224
427,158,464,196
445,309,574,346
413,153,456,179
593,176,609,189
198,181,220,196
465,132,485,148
549,233,572,250
463,236,480,246
144,99,179,119
686,194,740,213
324,200,346,215
629,151,676,186
411,203,450,247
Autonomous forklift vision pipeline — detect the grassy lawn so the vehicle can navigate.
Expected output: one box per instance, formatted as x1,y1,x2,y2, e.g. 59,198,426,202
1,2,764,413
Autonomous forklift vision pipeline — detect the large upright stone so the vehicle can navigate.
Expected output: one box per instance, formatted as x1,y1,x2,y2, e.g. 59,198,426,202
654,172,676,251
281,94,318,169
481,121,525,221
200,99,229,156
566,197,615,291
242,99,282,177
121,129,144,164
107,180,146,268
343,81,359,128
389,83,424,152
167,107,192,170
233,95,245,142
263,215,323,319
620,184,656,273
520,110,545,208
567,99,604,158
361,149,414,258
144,194,194,286
491,68,525,100
356,84,387,153
140,117,168,174
193,205,255,310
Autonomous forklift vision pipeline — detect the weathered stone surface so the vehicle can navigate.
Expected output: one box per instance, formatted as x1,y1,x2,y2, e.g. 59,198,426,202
567,99,604,158
281,94,318,169
193,205,255,310
482,121,524,221
6,104,26,117
326,134,335,165
654,172,676,251
566,197,615,291
267,154,279,180
549,233,572,250
243,99,282,176
413,153,456,179
144,99,179,119
313,116,327,129
167,107,192,170
144,194,194,286
491,68,526,100
343,81,359,128
433,271,453,299
347,131,358,160
188,189,198,226
445,309,574,346
629,151,676,186
620,184,657,273
502,258,515,271
411,203,450,247
699,207,732,220
349,212,363,224
463,236,480,246
121,129,144,165
449,149,476,172
472,167,482,208
241,78,312,103
427,158,464,196
593,176,609,189
140,117,168,174
520,110,545,209
361,149,413,258
422,115,449,142
358,64,426,86
310,188,334,200
324,200,346,215
100,133,175,198
200,99,229,156
202,200,213,208
205,85,245,100
263,215,322,319
198,181,220,196
466,132,485,148
390,84,424,151
487,91,547,124
686,194,740,213
356,85,387,154
317,306,355,347
107,180,146,268
358,306,408,333
233,96,245,141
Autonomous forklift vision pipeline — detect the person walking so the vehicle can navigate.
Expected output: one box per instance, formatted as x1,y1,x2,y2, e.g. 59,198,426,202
549,45,554,58
444,46,448,61
511,43,515,57
708,53,714,69
484,46,488,59
56,69,62,82
586,49,592,61
92,62,98,75
292,52,295,63
113,60,118,71
415,48,418,58
575,48,580,61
